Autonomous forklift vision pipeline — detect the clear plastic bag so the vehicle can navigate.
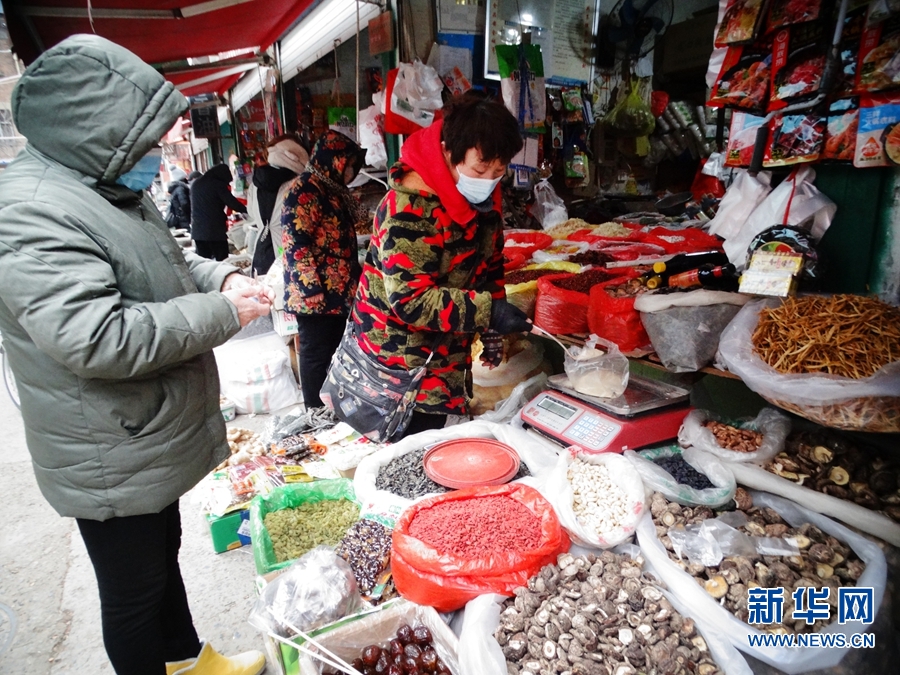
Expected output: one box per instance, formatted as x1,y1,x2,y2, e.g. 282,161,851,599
477,372,549,424
677,407,791,464
248,546,363,637
563,334,629,399
716,300,900,432
624,444,736,507
543,449,646,549
389,60,444,129
532,179,568,230
636,491,889,675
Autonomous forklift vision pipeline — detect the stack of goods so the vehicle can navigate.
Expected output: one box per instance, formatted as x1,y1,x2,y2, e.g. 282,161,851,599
495,551,724,675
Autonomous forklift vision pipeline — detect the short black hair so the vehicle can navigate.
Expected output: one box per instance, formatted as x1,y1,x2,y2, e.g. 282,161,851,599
441,92,523,166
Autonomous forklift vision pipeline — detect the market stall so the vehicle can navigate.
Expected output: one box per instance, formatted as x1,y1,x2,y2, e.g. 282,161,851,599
185,2,900,675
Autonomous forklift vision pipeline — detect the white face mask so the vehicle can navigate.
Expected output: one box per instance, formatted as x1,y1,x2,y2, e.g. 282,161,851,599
455,167,502,204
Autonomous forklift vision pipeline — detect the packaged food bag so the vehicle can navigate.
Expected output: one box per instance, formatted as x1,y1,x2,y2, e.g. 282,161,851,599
563,334,629,399
496,44,546,133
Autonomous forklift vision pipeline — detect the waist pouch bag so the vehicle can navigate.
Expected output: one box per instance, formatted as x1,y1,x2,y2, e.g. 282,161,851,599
320,324,435,442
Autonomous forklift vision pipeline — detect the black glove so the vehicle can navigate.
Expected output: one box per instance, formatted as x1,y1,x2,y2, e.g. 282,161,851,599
479,331,505,369
489,299,532,335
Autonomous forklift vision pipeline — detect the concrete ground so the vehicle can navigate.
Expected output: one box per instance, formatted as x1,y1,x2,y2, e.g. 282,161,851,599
0,389,277,674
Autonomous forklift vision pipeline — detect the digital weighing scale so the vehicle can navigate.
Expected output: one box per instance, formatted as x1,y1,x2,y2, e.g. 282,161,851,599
521,374,692,453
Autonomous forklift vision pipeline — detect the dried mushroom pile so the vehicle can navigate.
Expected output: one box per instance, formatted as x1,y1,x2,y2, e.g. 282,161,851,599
701,421,763,454
765,431,900,522
495,551,722,675
650,489,864,634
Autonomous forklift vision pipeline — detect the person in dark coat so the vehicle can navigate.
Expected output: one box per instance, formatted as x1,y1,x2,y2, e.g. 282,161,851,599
166,177,191,230
190,164,247,260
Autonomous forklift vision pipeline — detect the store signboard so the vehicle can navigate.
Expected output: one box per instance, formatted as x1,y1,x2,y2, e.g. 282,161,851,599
189,94,220,139
369,11,395,55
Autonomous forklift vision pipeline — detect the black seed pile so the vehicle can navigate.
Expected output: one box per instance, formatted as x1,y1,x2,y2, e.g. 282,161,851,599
653,454,714,490
375,446,531,500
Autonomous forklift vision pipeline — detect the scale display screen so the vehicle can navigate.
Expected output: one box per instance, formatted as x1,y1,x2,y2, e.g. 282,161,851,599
537,396,577,419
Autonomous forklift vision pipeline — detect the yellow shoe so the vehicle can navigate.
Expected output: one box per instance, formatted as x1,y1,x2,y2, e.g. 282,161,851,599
171,641,266,675
166,658,195,675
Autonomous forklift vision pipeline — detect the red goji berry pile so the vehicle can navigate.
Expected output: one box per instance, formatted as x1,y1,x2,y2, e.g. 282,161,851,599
407,496,542,558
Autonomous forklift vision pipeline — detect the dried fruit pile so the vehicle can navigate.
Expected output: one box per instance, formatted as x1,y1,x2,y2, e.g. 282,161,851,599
606,279,649,298
324,623,451,675
506,269,560,285
408,495,542,558
264,499,359,563
568,250,615,266
653,455,714,490
335,519,392,595
650,489,864,634
701,420,763,454
495,551,723,675
765,431,900,522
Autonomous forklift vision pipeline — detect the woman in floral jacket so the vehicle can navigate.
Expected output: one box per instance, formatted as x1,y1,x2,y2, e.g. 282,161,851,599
349,93,530,436
282,130,367,408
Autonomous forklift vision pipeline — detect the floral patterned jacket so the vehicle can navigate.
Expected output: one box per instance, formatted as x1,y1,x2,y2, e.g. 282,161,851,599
350,122,506,416
281,130,363,316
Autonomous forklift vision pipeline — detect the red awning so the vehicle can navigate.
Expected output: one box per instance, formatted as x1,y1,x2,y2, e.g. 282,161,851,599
6,0,315,94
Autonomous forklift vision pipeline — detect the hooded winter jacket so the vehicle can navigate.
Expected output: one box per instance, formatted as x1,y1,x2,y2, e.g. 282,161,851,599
282,131,365,316
190,163,247,241
350,121,505,416
0,35,242,521
167,179,191,229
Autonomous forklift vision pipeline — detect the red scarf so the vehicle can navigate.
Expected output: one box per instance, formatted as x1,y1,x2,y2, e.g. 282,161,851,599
400,120,501,225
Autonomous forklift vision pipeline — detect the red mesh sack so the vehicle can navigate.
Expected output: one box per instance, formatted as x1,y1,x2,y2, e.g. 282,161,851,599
587,271,652,353
391,484,570,612
504,230,553,260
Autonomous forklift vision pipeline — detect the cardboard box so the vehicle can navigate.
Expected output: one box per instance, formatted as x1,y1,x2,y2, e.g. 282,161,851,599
206,509,251,553
272,309,298,337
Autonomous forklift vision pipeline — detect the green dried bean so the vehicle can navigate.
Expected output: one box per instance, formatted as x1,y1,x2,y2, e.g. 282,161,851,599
264,499,359,563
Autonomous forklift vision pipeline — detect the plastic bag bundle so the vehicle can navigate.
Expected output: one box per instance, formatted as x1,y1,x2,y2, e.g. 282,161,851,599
604,80,655,137
391,483,570,612
624,445,736,507
543,449,646,549
248,546,362,637
531,179,567,230
563,334,629,399
636,289,750,373
678,408,791,464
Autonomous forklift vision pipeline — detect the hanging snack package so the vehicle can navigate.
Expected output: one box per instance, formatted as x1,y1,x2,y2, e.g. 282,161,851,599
708,40,772,111
561,87,585,122
766,0,825,32
823,97,860,161
856,12,900,93
763,112,825,166
854,92,900,168
724,111,768,166
715,0,770,46
496,44,546,133
769,21,828,110
835,0,870,97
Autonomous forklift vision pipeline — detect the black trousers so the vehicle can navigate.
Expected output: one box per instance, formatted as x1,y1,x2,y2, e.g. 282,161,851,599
401,411,448,438
76,501,200,675
194,239,229,261
295,314,348,408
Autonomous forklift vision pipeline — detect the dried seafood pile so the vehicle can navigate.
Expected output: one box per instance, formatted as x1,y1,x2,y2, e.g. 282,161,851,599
650,490,864,634
765,431,900,522
495,551,723,675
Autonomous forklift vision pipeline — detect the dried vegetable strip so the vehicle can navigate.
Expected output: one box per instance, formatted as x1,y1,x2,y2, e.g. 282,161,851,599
752,295,900,378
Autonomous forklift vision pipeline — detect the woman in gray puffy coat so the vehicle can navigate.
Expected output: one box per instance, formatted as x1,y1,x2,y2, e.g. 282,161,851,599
0,35,271,675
